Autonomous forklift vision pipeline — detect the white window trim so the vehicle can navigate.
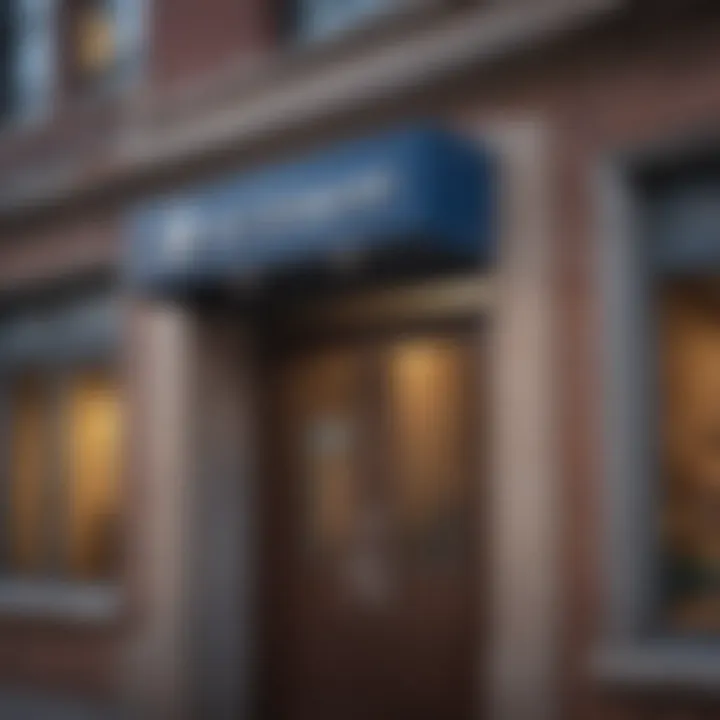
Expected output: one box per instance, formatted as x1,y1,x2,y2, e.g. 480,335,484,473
110,0,151,91
294,0,442,45
0,579,122,622
10,0,58,127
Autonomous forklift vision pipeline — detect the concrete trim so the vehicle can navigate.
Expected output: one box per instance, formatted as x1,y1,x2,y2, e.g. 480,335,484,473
282,275,496,332
594,643,720,693
0,0,621,220
0,690,118,719
0,581,121,622
122,303,195,720
120,0,620,169
596,156,658,643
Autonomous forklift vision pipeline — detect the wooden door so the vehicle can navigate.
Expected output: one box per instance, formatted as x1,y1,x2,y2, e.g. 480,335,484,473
263,322,483,720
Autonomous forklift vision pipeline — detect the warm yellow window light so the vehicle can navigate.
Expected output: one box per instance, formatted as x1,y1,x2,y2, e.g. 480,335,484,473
10,376,49,576
76,2,116,78
66,369,122,581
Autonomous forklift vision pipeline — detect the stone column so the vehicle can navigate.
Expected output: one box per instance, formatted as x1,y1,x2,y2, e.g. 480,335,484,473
123,300,196,720
486,119,560,720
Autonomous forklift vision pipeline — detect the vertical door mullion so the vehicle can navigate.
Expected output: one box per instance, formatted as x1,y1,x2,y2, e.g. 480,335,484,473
360,339,385,510
0,377,10,574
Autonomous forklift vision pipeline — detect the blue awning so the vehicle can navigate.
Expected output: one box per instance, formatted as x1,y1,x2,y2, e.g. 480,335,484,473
127,125,495,292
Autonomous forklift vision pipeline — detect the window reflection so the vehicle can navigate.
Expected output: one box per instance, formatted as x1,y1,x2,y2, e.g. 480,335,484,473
388,339,467,565
296,0,389,41
9,374,49,576
65,369,121,582
661,280,720,633
4,368,121,583
74,0,116,85
294,352,359,557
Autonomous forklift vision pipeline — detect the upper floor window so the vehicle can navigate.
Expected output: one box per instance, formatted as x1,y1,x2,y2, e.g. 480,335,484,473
294,0,400,42
69,0,147,96
0,0,148,126
0,0,56,124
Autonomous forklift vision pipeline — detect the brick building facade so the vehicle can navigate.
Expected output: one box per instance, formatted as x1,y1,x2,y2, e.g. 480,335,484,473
1,1,719,719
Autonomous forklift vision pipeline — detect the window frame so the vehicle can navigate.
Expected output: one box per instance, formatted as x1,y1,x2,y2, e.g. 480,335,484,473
65,0,150,100
3,0,58,126
0,285,123,622
595,140,720,691
288,0,445,46
0,0,151,133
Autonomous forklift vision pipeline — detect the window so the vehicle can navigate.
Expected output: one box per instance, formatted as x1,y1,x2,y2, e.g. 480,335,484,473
294,0,403,42
659,279,720,635
65,368,121,580
599,159,720,685
0,291,122,586
649,174,720,637
69,0,146,94
15,0,57,121
0,0,148,121
0,0,56,124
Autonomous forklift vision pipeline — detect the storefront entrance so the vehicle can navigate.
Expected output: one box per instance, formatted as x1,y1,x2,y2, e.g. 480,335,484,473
126,125,495,718
261,315,484,720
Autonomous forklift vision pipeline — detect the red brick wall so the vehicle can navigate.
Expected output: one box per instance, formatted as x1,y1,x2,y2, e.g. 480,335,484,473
0,212,119,290
536,8,720,720
0,623,120,698
6,2,720,715
150,0,277,88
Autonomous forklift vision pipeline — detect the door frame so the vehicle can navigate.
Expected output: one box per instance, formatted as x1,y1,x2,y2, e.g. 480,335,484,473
257,277,492,720
125,120,559,720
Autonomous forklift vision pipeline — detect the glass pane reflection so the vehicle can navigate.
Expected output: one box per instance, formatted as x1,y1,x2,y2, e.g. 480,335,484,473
661,280,720,633
9,375,48,576
65,369,121,581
